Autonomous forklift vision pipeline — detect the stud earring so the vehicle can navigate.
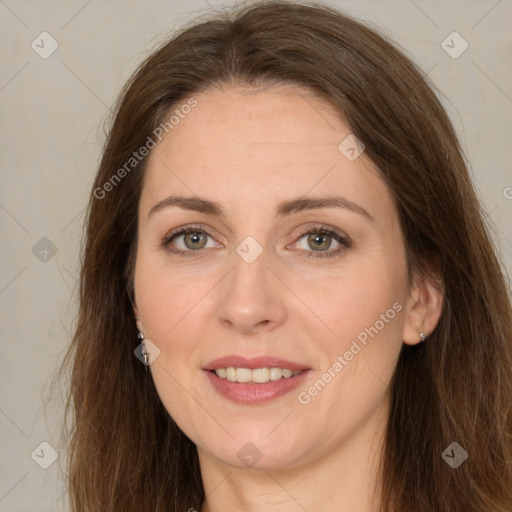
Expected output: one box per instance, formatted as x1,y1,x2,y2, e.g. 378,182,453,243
419,331,427,343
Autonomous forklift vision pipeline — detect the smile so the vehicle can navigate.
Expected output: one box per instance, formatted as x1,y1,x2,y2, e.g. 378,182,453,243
213,367,303,383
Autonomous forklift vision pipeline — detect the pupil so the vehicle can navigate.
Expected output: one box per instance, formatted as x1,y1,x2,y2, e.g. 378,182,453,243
309,233,330,250
186,232,205,249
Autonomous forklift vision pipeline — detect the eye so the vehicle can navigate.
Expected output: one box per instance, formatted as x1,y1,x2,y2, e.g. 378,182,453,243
162,224,219,257
179,231,209,250
161,223,351,260
291,226,351,259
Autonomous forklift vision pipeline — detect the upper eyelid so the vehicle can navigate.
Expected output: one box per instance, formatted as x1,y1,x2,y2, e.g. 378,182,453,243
294,223,348,239
164,223,221,244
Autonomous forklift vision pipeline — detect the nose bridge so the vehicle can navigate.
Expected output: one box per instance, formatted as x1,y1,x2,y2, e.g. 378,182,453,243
216,239,287,333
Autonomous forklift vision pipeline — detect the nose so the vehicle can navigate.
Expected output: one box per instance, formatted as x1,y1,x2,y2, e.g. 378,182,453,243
216,249,287,335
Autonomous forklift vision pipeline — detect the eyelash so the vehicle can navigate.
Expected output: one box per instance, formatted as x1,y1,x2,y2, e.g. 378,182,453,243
161,223,351,260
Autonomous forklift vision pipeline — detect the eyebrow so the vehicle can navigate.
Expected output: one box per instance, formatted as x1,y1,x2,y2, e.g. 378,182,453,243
147,195,374,222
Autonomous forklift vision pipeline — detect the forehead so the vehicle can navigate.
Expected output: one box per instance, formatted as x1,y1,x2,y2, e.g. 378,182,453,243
158,84,349,158
141,85,392,221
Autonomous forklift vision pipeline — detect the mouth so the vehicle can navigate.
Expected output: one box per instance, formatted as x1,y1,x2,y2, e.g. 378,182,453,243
202,355,311,404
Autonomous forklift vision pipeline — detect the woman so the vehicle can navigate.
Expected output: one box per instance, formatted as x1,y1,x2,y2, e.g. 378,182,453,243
57,1,512,510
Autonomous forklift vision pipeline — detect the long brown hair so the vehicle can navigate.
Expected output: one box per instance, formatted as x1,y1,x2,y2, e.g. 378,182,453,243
52,1,512,510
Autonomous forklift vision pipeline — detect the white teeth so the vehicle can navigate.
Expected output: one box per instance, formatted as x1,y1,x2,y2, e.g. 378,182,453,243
215,368,227,378
236,368,252,383
252,368,269,383
269,367,283,381
215,367,302,383
226,367,236,381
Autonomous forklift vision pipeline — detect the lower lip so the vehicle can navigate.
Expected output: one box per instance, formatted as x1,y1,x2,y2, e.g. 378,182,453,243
204,369,310,404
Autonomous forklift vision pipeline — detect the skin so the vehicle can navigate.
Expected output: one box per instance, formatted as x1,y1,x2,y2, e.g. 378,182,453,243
133,84,443,512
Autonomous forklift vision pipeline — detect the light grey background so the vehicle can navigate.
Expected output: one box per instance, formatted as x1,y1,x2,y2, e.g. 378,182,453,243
1,0,511,510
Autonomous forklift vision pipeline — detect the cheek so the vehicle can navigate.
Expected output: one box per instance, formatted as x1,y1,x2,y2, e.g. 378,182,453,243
134,255,213,341
306,256,405,341
298,253,407,396
295,265,405,423
134,259,212,431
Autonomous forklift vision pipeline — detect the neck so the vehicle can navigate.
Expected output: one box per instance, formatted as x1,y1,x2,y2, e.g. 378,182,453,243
199,398,388,512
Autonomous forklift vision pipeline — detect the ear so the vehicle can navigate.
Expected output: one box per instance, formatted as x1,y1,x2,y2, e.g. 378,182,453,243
402,273,444,345
133,300,143,332
127,281,142,330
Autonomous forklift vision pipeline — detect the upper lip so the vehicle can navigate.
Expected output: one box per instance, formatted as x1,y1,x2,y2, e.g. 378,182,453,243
203,355,310,371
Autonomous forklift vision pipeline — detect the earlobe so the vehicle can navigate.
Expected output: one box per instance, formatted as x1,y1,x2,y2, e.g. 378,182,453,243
134,315,143,333
402,274,444,346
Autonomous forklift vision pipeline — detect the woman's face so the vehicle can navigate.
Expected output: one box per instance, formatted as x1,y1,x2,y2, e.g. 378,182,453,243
133,84,420,470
